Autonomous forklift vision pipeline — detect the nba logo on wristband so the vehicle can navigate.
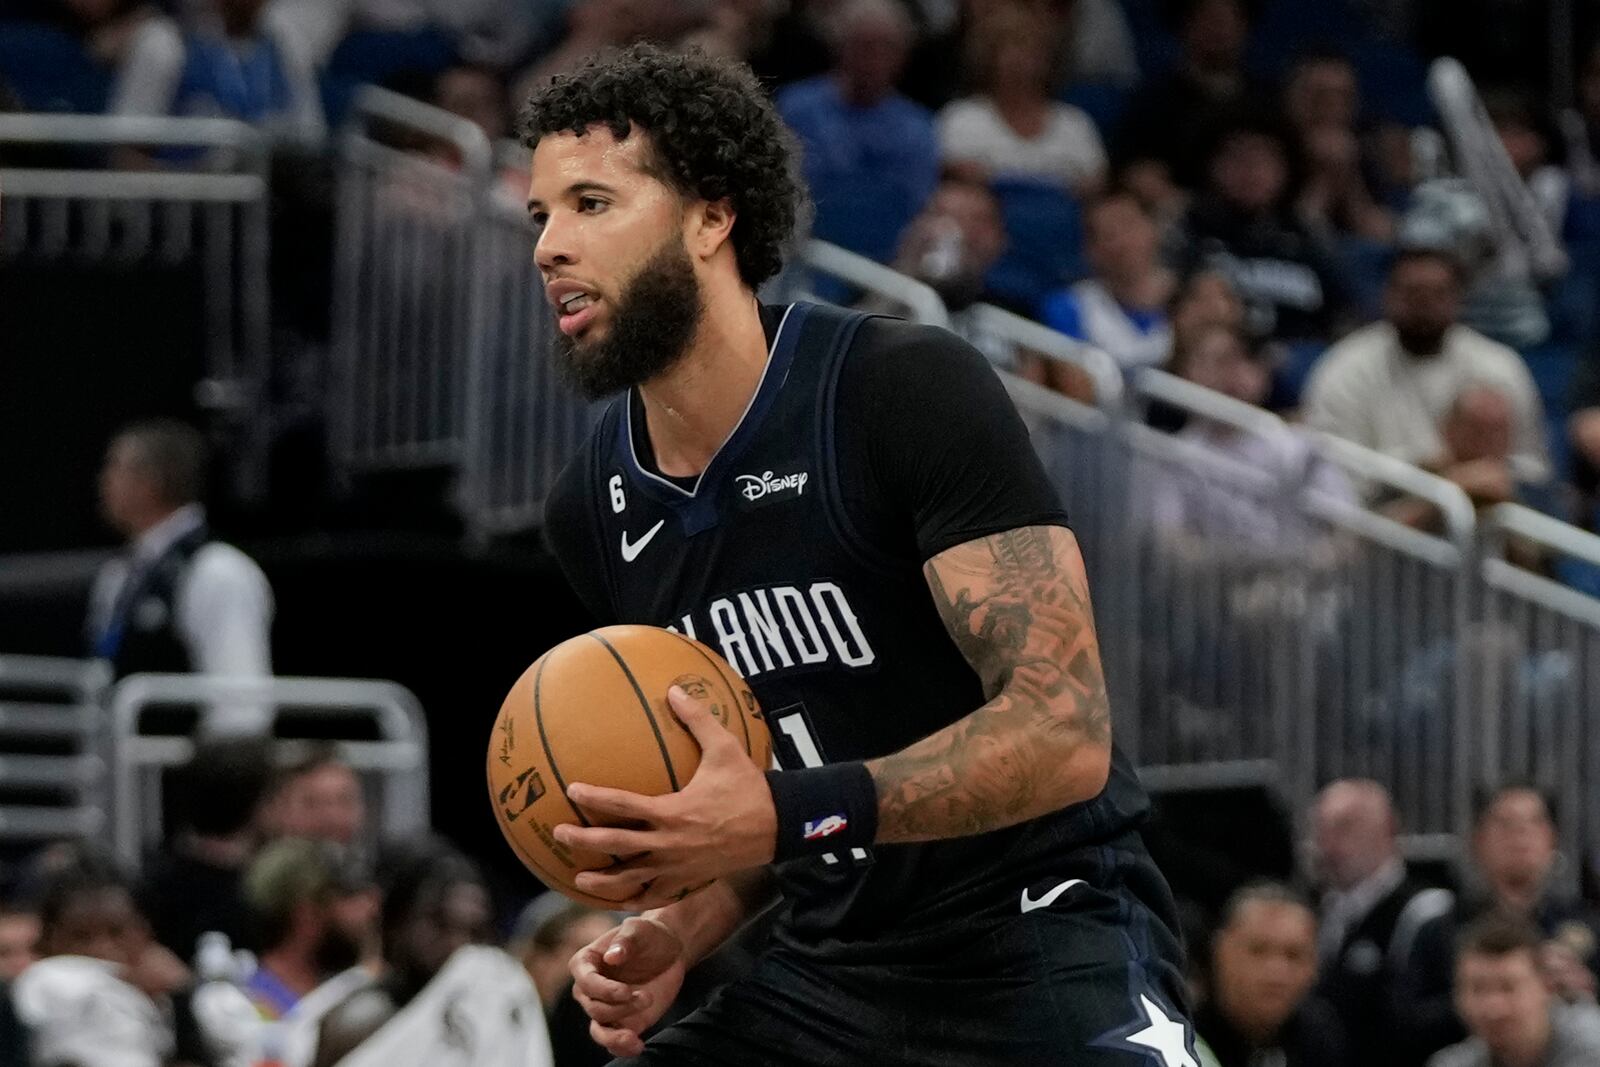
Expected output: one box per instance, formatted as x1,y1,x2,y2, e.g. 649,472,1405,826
802,814,848,841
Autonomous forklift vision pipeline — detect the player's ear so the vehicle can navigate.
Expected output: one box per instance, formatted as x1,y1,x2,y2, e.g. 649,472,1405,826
687,197,737,262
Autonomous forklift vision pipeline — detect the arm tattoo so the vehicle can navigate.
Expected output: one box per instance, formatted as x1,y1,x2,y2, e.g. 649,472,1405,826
866,526,1113,843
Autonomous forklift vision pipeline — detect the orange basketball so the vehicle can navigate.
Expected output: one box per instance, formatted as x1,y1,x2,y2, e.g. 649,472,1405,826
486,624,770,907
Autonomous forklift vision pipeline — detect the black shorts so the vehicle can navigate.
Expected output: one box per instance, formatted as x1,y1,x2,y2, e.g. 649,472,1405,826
609,868,1195,1067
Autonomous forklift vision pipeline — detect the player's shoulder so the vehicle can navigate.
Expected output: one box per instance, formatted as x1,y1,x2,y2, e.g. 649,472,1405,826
544,397,625,541
845,314,1000,391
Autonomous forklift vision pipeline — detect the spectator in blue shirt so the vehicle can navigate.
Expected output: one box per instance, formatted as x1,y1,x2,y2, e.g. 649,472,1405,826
777,0,938,262
1039,189,1176,375
112,0,323,143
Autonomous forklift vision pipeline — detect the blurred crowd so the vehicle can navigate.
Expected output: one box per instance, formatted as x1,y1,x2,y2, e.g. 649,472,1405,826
0,735,1596,1067
5,0,1600,561
8,4,1600,1066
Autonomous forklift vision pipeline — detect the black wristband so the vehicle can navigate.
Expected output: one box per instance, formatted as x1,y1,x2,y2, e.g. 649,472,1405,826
765,762,878,861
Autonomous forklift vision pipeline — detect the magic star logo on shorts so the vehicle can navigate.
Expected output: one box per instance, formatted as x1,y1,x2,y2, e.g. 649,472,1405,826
802,814,848,840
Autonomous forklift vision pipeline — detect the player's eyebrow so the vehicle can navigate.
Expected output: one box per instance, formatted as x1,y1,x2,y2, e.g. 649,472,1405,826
527,181,619,217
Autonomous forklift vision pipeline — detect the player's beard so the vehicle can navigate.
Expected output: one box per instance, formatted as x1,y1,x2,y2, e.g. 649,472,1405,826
553,235,704,399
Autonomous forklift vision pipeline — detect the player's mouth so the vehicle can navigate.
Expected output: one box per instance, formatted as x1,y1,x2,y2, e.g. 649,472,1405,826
547,280,602,337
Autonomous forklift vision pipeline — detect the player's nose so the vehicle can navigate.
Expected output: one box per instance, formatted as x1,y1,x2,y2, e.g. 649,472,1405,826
534,214,576,271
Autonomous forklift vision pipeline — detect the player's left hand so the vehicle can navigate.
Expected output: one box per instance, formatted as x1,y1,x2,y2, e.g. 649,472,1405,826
555,684,777,911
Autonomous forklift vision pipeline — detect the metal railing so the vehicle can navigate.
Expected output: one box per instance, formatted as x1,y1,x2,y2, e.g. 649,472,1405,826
0,113,273,497
0,657,110,840
1472,506,1600,875
458,141,596,538
330,87,491,476
108,673,430,869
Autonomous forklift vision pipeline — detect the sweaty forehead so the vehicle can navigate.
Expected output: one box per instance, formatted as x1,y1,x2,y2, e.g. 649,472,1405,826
528,126,658,198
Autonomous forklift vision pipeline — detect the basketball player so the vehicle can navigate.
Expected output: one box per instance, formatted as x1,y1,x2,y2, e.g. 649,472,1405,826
529,44,1194,1066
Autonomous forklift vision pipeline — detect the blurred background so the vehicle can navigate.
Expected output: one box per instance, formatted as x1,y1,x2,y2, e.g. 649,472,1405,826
4,0,1600,1064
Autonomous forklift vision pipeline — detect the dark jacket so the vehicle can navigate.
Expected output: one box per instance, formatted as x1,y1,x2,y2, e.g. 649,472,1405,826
1318,875,1455,1067
1197,996,1350,1067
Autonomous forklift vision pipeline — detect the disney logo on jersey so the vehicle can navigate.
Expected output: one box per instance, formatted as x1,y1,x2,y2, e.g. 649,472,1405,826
735,469,809,506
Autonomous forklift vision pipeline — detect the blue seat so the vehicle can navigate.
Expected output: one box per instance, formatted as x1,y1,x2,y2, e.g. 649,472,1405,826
0,19,109,113
984,177,1084,315
1060,82,1130,136
806,173,922,266
321,27,457,128
1337,236,1395,321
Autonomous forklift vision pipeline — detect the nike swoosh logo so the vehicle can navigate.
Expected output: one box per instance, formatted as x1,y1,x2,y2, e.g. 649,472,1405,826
1020,878,1086,914
620,519,665,563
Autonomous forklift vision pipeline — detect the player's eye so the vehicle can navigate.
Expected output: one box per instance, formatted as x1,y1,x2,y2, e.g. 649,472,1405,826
577,196,607,214
528,210,549,229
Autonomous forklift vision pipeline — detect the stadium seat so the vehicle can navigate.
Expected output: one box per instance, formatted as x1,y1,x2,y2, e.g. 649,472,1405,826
806,173,923,266
984,177,1085,315
1059,82,1131,137
320,27,457,128
0,20,109,114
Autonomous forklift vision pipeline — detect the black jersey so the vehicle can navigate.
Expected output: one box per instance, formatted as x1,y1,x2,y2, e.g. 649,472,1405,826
545,302,1155,962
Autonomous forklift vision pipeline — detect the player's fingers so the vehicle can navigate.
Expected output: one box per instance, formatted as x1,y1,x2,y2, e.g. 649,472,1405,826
573,966,634,1005
575,986,648,1025
667,685,737,751
590,1019,647,1058
575,864,659,897
554,822,658,855
567,782,661,822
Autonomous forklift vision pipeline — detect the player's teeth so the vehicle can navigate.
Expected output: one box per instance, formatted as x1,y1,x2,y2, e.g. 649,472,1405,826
564,294,592,313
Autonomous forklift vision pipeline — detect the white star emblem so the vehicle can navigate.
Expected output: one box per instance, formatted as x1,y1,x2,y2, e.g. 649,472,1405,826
1124,994,1198,1067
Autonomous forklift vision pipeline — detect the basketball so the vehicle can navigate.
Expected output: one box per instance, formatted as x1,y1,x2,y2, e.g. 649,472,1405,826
487,624,771,907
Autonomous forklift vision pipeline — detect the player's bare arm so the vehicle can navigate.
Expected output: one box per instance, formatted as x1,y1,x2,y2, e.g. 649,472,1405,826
867,524,1112,842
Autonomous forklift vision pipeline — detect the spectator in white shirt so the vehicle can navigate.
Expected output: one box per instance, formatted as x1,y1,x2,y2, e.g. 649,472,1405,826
1303,248,1551,490
936,5,1106,195
87,420,274,692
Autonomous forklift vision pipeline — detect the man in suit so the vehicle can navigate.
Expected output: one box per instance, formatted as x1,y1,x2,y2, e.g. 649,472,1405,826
1311,780,1455,1067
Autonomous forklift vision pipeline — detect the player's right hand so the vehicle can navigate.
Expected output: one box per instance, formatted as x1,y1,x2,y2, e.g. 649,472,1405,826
570,914,688,1058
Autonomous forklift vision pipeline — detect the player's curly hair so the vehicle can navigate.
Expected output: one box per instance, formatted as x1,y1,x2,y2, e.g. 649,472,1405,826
518,43,801,288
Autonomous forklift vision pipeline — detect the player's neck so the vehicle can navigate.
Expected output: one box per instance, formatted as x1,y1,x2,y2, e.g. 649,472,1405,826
637,287,769,479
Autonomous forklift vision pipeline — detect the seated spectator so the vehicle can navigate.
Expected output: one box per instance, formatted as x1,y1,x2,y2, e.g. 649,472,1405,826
1284,49,1394,243
1311,780,1456,1067
1113,0,1264,200
431,63,511,145
112,0,323,143
1570,357,1600,527
142,737,275,963
0,910,37,983
513,0,648,101
266,746,368,848
1429,915,1600,1067
88,420,275,717
1486,91,1569,240
1175,110,1355,344
242,839,377,1021
1303,248,1551,490
508,896,616,1010
777,0,939,262
1563,39,1600,198
312,843,549,1067
936,7,1106,196
1151,325,1354,551
1039,189,1175,375
44,0,180,116
1169,267,1249,365
13,856,190,1067
1412,784,1600,1036
887,176,1009,313
1196,882,1348,1067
